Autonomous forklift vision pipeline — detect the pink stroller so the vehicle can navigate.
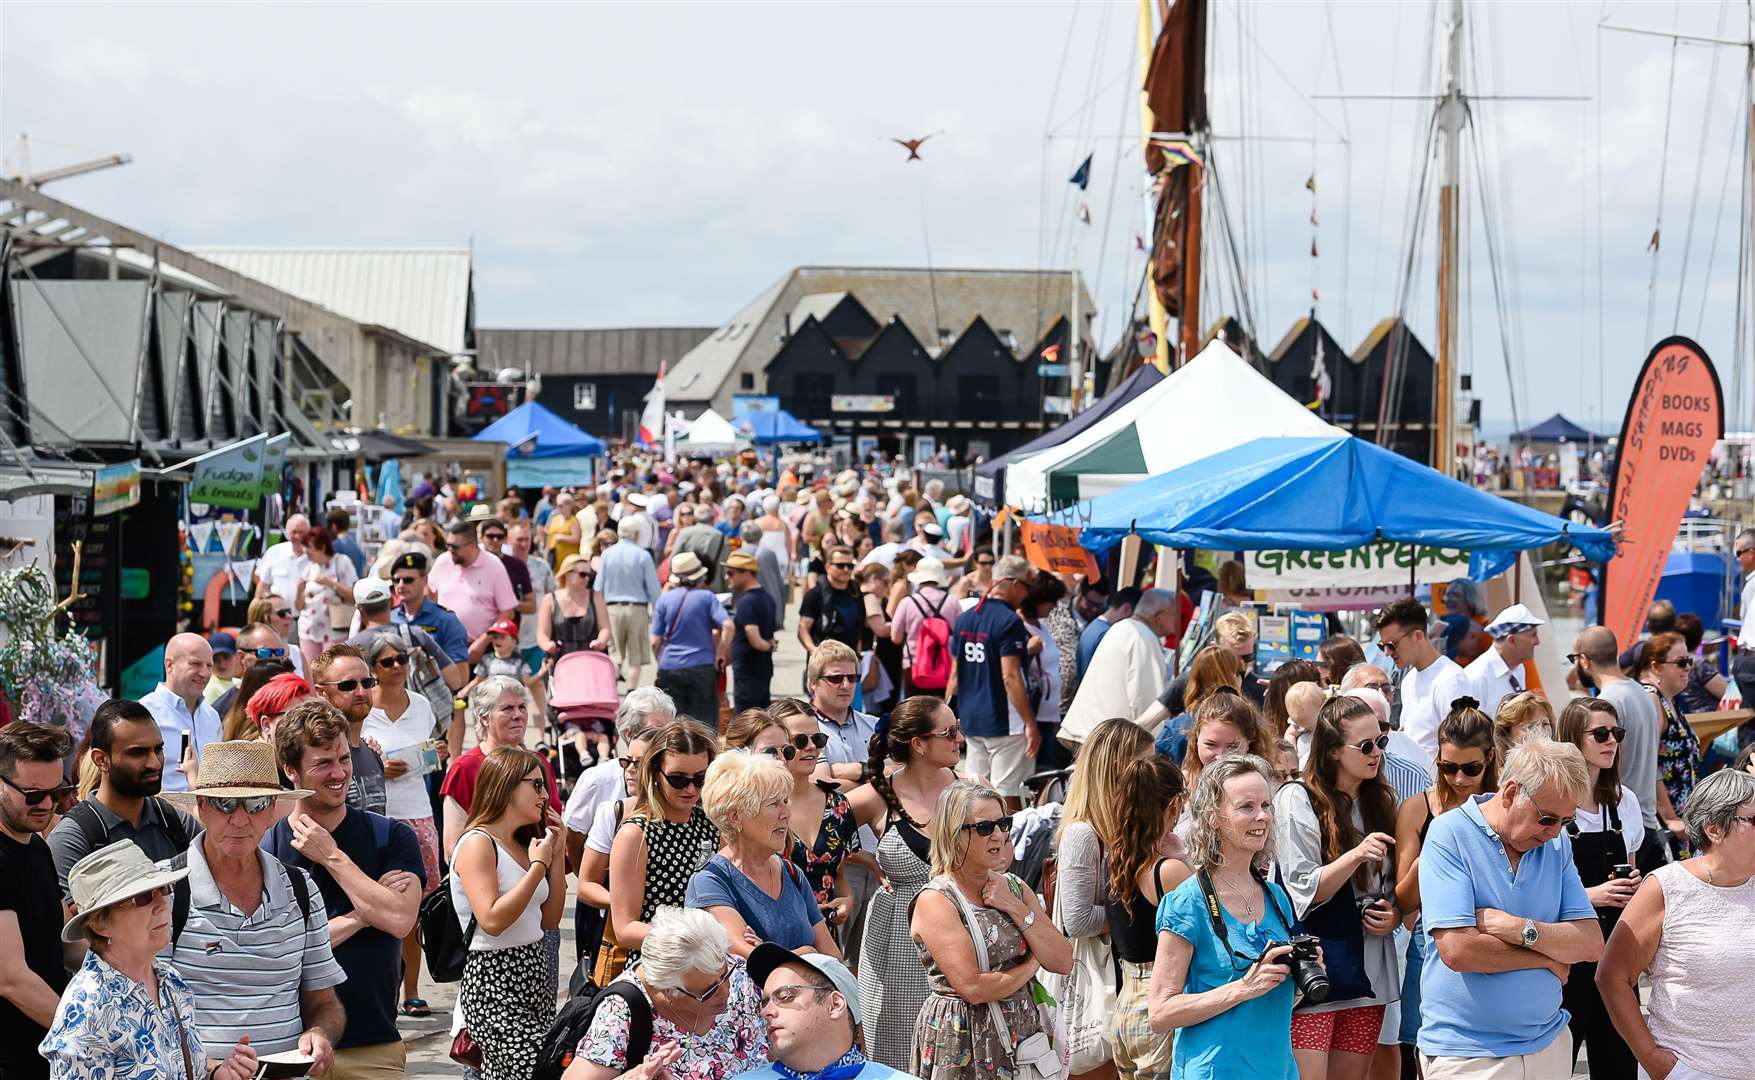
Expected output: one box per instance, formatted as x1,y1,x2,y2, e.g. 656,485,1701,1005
547,650,619,784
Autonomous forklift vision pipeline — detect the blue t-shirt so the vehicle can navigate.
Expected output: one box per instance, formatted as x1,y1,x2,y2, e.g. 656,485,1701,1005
264,808,424,1050
731,1060,922,1080
652,586,730,669
951,596,1028,739
1076,617,1115,677
1417,794,1595,1059
732,588,779,670
1156,876,1297,1080
685,853,822,951
394,600,470,667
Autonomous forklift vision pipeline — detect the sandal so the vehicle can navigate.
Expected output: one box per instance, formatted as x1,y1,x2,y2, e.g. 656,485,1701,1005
401,998,431,1018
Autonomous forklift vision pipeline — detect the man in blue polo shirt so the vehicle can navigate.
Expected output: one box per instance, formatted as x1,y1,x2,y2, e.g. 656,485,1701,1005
1418,738,1603,1079
387,552,469,668
945,554,1036,812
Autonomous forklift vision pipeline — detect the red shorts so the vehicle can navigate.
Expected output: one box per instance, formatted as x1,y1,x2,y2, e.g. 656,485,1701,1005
1291,1004,1387,1055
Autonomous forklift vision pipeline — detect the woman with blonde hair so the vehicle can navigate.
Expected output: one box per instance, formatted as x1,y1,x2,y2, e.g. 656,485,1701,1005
1493,690,1556,761
545,492,581,568
911,780,1073,1080
686,750,838,957
1152,646,1247,761
607,718,720,960
1394,697,1498,919
1181,691,1275,798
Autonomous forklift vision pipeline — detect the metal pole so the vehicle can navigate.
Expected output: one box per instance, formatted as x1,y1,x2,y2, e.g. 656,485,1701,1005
1069,271,1082,412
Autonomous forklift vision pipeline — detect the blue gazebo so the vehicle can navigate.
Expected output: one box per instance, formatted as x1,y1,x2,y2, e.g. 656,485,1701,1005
472,401,605,487
1510,413,1597,443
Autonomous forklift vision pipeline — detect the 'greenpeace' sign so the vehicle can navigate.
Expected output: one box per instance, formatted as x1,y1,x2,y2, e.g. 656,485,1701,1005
1245,543,1469,590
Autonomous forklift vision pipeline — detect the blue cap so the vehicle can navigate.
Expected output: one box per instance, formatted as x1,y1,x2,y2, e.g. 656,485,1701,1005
208,631,237,657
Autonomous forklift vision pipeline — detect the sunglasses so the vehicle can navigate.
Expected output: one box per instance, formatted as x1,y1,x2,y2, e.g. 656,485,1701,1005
273,608,294,619
1586,726,1626,744
374,655,407,669
759,984,832,1010
322,677,379,692
1535,807,1577,828
124,885,174,908
482,531,506,542
761,744,799,762
1435,759,1487,777
817,673,858,686
961,815,1014,837
663,771,707,791
254,647,288,660
205,795,275,815
618,756,638,771
392,576,422,586
1376,632,1410,655
926,724,963,741
445,542,467,552
1565,653,1582,665
1661,656,1695,669
1360,682,1391,695
674,965,733,1002
977,558,995,567
523,776,548,794
790,732,830,751
1348,734,1391,755
828,562,855,570
0,774,76,805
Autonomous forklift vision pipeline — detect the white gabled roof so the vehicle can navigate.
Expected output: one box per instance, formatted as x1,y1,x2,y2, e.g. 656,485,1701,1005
186,247,472,355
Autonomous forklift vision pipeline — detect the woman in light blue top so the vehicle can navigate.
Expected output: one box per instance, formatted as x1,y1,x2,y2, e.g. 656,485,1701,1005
1149,755,1300,1080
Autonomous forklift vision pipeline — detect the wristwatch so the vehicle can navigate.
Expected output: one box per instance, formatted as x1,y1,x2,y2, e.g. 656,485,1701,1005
1520,918,1540,948
1018,910,1036,932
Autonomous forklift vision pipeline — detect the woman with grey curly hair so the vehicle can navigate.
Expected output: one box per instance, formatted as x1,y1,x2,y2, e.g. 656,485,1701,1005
1597,766,1755,1080
1148,754,1300,1079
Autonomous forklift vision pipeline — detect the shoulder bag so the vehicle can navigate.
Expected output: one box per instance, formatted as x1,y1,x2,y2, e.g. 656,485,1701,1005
944,878,1066,1080
1042,851,1114,1073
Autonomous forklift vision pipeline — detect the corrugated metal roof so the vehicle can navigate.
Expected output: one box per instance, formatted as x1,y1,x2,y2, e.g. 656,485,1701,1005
661,266,1092,404
475,327,714,377
186,247,472,355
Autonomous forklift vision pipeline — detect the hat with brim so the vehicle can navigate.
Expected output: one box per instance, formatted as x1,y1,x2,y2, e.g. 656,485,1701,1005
162,740,312,806
724,552,760,575
946,494,972,516
1486,603,1546,637
670,551,709,583
908,557,950,587
627,492,649,508
61,839,192,943
467,503,496,523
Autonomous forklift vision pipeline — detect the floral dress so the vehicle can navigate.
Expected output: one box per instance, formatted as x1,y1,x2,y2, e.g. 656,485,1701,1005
910,877,1047,1080
40,950,204,1080
788,780,862,905
297,554,357,646
575,958,768,1080
1653,688,1700,854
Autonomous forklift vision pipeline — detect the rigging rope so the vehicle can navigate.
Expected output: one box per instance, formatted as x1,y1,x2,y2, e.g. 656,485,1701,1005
1644,7,1685,344
1672,0,1732,332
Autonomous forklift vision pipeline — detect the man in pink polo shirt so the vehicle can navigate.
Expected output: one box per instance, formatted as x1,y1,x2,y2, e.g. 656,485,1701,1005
428,519,518,664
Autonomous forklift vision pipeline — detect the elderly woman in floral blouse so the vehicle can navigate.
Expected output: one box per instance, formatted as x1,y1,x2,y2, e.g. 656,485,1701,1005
41,841,257,1080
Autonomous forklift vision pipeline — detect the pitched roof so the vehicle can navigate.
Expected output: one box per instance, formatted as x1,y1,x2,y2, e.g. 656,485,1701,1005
186,247,473,355
661,266,1092,403
476,327,714,377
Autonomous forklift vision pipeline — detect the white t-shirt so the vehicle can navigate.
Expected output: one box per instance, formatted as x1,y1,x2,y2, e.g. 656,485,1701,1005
1573,786,1646,862
362,694,439,821
586,797,624,855
1401,654,1464,767
256,541,310,607
563,758,625,834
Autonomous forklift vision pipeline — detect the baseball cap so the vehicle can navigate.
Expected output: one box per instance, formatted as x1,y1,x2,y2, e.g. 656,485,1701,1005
353,578,392,606
1486,603,1546,637
488,619,519,638
207,632,237,657
747,942,861,1028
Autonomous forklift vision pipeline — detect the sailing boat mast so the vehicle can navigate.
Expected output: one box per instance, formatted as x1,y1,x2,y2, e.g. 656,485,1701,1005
1436,0,1463,477
1139,0,1210,373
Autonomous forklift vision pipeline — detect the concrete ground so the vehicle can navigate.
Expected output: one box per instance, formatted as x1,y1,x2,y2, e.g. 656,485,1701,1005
400,603,810,1076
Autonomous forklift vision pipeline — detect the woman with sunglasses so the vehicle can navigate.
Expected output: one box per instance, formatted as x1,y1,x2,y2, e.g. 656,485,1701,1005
360,635,445,1017
1633,631,1701,855
1553,697,1642,1079
452,747,568,1080
567,906,768,1080
1148,754,1300,1080
577,726,655,985
1393,699,1498,920
764,700,862,938
608,719,719,962
910,779,1072,1080
688,751,840,959
1272,695,1401,1080
537,553,612,660
847,697,965,1069
245,596,306,677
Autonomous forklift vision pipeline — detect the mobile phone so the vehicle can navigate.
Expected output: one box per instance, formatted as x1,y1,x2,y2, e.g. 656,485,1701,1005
1611,864,1636,880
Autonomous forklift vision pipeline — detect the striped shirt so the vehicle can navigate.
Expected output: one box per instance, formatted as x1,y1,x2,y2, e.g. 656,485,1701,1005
1383,751,1432,802
169,840,346,1054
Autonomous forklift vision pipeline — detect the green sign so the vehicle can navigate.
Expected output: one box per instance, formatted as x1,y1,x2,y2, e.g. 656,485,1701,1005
188,434,268,509
258,433,291,497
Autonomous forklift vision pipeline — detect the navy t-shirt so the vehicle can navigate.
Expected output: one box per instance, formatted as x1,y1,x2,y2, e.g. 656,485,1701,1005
952,595,1029,738
732,588,779,672
799,583,864,650
265,808,425,1049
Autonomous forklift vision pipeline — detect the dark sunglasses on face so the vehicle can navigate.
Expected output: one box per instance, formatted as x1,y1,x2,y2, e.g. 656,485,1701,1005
254,647,287,660
927,724,963,740
273,608,294,618
483,531,506,543
761,744,799,761
1435,759,1486,777
205,795,275,815
124,885,173,908
322,677,379,692
663,771,707,791
1661,656,1695,669
375,655,407,669
392,576,421,587
961,815,1014,837
791,732,831,751
0,774,76,805
618,756,637,770
1586,726,1627,744
1349,734,1392,755
1535,807,1577,828
817,673,858,686
828,562,855,570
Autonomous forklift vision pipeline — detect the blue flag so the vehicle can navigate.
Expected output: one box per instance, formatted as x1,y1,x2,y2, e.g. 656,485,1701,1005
1069,153,1093,190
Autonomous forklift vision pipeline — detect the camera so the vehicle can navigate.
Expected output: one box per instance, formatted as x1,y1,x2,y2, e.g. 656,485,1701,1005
1610,864,1636,880
1264,933,1330,1005
1356,893,1391,916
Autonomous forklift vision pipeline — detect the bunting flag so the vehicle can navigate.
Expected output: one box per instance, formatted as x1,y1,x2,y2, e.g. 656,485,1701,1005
1311,239,1319,257
1077,202,1091,224
1305,175,1316,193
638,361,667,447
1310,208,1319,226
1647,228,1661,253
1068,153,1093,190
1134,233,1146,252
1150,138,1202,170
1041,343,1063,363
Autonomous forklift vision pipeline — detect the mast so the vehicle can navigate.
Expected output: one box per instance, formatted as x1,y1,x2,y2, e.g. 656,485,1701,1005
1435,0,1463,477
1069,272,1082,410
1140,0,1210,373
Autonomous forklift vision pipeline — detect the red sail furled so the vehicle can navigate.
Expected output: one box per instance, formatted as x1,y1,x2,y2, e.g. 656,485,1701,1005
1143,0,1208,348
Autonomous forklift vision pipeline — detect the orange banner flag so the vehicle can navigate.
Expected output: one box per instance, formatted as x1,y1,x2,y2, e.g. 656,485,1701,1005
1019,519,1101,580
1602,337,1723,650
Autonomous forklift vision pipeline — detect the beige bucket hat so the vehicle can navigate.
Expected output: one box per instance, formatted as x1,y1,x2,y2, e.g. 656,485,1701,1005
61,839,191,942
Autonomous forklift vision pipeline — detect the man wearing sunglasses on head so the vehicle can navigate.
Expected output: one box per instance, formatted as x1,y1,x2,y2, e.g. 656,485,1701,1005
0,722,75,1080
1374,599,1462,771
141,632,225,794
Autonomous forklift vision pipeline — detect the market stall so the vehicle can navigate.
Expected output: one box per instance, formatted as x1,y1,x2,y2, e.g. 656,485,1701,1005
972,362,1161,507
472,400,605,488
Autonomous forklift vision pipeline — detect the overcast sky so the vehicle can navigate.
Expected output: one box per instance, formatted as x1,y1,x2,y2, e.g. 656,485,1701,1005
3,1,1749,434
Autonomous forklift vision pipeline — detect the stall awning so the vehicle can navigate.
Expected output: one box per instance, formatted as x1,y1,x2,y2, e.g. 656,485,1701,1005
973,362,1162,506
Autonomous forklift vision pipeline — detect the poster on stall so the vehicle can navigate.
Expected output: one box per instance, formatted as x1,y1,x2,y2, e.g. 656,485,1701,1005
1602,337,1723,651
1019,520,1101,579
92,461,141,516
1256,609,1325,669
257,433,291,497
187,434,268,509
1245,543,1469,591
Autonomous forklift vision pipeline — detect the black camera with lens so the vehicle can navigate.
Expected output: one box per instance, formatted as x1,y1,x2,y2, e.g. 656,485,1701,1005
1264,933,1330,1004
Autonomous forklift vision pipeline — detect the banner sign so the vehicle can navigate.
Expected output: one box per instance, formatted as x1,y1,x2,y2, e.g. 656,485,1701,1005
257,433,291,497
731,394,780,417
188,434,268,509
91,460,141,516
1603,337,1723,651
1245,543,1470,590
831,394,895,413
1261,585,1415,612
1020,519,1100,579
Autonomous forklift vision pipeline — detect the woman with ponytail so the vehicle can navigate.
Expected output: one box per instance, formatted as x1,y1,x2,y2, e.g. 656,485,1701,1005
845,696,965,1069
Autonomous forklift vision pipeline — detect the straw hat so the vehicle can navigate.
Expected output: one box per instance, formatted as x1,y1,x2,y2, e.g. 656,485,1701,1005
163,740,311,806
671,551,709,583
724,551,760,575
61,840,191,943
908,557,950,587
467,503,496,523
946,494,972,516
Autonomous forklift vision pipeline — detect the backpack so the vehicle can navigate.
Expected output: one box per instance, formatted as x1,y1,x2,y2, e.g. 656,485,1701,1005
909,591,954,690
533,981,651,1080
418,876,475,983
394,624,456,739
169,849,314,948
812,582,854,642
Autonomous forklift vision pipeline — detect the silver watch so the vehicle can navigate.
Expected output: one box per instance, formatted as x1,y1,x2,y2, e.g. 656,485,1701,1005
1018,910,1036,932
1520,918,1540,948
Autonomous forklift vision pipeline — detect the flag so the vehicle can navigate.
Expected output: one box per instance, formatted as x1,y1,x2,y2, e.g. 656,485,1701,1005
1077,202,1091,224
1069,153,1093,190
1312,286,1321,302
1310,208,1318,226
1150,138,1202,170
1647,228,1661,253
638,361,666,447
1309,330,1332,407
1310,239,1318,257
1305,174,1316,193
1041,343,1062,363
1134,233,1146,252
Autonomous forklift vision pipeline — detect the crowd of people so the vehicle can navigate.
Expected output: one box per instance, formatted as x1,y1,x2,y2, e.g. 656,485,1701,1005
4,456,1755,1080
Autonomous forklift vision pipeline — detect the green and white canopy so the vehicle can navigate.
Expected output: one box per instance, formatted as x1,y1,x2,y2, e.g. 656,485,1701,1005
1003,339,1342,513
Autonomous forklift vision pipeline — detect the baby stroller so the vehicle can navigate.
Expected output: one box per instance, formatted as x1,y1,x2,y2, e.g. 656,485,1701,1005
547,650,619,788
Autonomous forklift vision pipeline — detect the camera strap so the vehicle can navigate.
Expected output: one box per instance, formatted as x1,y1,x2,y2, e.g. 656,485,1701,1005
1195,867,1294,971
